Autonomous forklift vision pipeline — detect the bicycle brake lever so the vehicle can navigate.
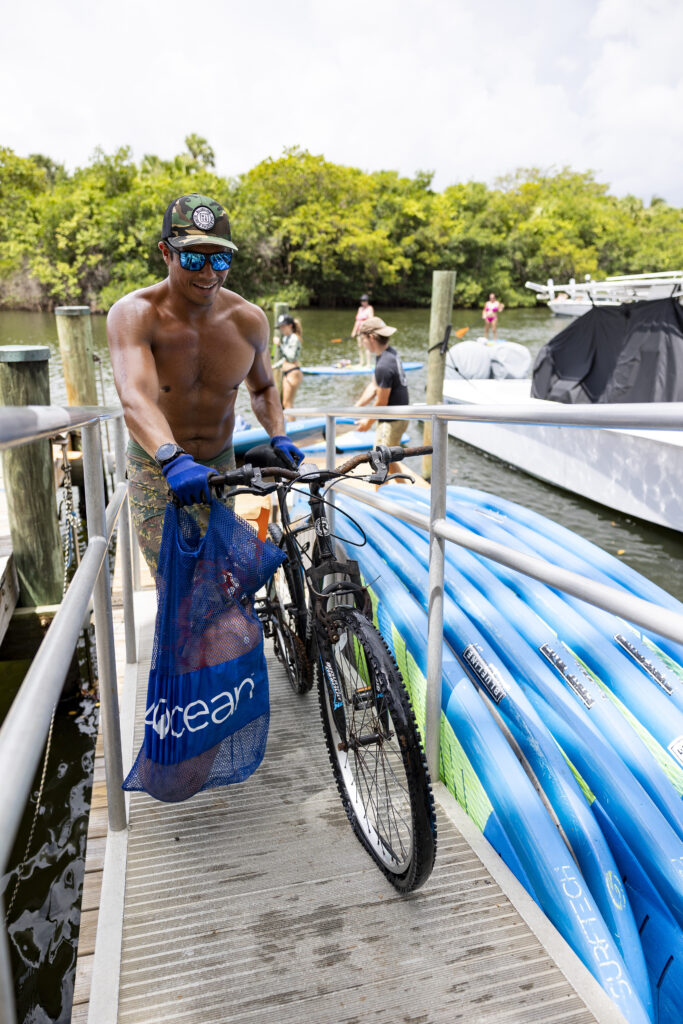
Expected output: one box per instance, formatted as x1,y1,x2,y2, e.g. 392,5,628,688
384,473,415,484
367,447,390,484
247,466,272,494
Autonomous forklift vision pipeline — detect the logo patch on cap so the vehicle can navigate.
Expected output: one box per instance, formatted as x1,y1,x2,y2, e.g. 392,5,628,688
192,206,216,231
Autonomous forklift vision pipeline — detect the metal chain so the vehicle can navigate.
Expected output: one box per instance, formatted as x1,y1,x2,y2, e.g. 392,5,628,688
4,438,81,923
59,439,81,587
4,710,56,921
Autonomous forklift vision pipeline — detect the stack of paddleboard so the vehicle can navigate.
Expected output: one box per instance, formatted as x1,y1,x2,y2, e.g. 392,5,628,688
329,485,683,1024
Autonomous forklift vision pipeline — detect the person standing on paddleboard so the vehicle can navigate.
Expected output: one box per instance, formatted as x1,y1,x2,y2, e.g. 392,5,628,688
351,294,374,366
354,317,409,477
482,292,504,339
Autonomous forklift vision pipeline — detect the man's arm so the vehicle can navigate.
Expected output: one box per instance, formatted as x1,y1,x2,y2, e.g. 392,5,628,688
354,380,378,408
244,309,287,437
106,296,176,455
356,386,391,431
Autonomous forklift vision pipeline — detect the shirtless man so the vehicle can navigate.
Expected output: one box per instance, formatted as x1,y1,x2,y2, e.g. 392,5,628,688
107,193,303,574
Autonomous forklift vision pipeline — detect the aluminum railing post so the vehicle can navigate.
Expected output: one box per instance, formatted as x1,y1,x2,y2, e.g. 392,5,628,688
82,422,127,831
325,414,336,536
113,416,136,663
425,416,447,782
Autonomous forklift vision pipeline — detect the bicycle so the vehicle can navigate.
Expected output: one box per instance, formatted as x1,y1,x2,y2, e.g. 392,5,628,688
211,443,437,893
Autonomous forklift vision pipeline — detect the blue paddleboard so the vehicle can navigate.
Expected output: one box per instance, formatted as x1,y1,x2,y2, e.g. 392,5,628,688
301,430,410,453
232,416,355,456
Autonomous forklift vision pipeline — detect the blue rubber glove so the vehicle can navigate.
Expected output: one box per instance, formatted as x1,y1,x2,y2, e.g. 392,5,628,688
161,453,217,505
270,435,304,469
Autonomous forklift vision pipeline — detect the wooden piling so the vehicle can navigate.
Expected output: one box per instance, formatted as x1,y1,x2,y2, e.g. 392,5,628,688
54,306,98,406
422,271,456,480
0,346,63,606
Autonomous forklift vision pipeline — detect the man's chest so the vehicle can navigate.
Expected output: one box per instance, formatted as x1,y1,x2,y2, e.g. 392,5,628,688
151,327,254,389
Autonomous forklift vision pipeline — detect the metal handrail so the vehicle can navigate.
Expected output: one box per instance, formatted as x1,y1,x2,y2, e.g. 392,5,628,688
291,401,683,429
0,408,135,1024
0,404,121,451
311,407,683,783
1,398,680,1022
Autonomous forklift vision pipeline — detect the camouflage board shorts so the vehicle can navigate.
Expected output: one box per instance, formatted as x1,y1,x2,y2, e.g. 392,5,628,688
127,439,236,578
375,419,409,448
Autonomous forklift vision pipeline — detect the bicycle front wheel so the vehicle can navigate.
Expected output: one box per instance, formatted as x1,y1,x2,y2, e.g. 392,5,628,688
317,607,436,892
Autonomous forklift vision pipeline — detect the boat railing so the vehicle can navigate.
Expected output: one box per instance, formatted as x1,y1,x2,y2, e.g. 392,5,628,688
1,400,682,1022
0,405,135,1024
526,272,683,303
292,402,683,781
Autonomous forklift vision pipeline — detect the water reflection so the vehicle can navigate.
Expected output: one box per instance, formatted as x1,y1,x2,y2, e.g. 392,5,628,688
0,694,98,1024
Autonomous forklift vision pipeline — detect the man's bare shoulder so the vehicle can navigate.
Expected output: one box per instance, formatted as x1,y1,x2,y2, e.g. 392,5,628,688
107,282,167,334
220,289,269,349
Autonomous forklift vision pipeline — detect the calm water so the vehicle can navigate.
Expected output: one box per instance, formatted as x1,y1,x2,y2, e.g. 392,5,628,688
1,303,682,1021
2,304,679,595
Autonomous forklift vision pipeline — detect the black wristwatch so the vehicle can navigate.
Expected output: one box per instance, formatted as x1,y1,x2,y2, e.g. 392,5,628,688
154,443,187,468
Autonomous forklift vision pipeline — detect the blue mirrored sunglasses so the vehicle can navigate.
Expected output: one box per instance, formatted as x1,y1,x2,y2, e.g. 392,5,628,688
173,249,233,271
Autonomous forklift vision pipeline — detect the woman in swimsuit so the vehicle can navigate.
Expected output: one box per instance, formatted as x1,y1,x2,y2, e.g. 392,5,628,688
273,314,304,409
482,292,504,339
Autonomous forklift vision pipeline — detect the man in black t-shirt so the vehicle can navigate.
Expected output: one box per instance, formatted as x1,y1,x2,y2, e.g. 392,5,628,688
354,317,410,475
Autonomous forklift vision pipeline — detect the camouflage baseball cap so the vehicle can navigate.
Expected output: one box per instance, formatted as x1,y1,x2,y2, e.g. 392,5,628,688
161,194,238,251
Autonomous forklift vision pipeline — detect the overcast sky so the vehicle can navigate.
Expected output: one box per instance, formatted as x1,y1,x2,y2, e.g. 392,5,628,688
3,0,682,204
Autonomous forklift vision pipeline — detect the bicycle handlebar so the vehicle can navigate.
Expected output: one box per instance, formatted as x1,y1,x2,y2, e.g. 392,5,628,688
210,465,298,488
209,444,433,492
335,444,432,475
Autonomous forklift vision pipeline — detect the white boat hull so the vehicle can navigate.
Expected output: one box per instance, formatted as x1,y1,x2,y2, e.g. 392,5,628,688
442,379,683,532
548,299,600,317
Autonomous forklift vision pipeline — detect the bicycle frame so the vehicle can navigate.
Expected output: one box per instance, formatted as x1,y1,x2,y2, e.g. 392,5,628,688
279,469,372,629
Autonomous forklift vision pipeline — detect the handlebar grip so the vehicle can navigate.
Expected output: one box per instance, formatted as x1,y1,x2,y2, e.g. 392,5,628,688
336,444,434,476
335,451,374,475
210,464,298,488
210,467,251,488
392,444,433,459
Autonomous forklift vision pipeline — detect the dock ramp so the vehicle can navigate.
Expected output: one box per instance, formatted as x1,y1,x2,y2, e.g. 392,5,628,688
76,591,621,1024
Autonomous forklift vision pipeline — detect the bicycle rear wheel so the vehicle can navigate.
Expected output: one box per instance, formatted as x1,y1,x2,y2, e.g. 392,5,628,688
317,607,436,892
267,523,313,693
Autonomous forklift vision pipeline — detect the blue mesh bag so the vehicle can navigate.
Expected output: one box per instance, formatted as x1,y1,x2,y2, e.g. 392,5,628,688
123,499,285,802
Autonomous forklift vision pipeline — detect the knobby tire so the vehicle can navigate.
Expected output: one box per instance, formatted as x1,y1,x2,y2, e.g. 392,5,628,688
316,606,436,892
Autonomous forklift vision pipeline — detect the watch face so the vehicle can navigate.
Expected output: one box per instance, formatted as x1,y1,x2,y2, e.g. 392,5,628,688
155,443,180,463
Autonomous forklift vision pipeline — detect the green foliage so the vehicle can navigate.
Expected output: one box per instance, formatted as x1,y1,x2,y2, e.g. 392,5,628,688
1,142,681,312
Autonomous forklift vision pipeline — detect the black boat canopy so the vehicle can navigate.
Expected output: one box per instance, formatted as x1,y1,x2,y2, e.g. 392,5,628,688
531,297,683,403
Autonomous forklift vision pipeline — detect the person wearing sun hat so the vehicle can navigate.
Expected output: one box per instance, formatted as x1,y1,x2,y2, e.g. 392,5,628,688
106,192,303,575
353,316,410,476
